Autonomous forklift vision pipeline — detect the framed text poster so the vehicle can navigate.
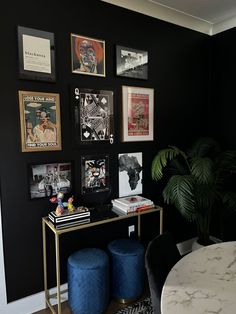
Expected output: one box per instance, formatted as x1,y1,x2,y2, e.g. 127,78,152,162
17,26,56,81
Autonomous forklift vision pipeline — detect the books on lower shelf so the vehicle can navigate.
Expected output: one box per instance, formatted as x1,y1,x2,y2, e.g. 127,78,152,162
112,195,154,214
49,206,90,225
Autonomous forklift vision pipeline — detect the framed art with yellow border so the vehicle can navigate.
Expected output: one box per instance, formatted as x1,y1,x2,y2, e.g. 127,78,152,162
18,90,61,152
122,86,154,142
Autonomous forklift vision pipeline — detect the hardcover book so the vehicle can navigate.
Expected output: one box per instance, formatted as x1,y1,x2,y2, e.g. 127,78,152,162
112,195,153,208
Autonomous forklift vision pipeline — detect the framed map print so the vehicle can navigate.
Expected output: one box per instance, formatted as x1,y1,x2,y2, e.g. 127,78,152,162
72,87,114,144
118,152,143,197
122,86,154,142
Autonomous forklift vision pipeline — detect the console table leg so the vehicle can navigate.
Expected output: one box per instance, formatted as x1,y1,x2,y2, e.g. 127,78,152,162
42,219,49,308
55,233,61,314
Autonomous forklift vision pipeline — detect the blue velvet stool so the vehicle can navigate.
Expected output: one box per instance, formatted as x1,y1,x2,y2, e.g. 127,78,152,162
108,238,145,303
67,248,109,314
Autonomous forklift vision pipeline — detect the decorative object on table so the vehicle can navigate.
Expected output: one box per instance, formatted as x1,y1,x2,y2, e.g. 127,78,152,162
116,45,148,80
18,90,61,152
72,87,114,144
118,152,143,197
28,161,72,199
67,196,75,212
115,296,153,314
48,204,90,226
108,239,145,303
50,191,65,216
81,154,110,194
122,86,154,142
151,137,236,246
17,26,56,82
67,248,110,314
71,33,105,77
112,195,154,215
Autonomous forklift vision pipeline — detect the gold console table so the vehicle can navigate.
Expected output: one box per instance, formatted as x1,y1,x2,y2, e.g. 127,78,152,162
42,205,163,314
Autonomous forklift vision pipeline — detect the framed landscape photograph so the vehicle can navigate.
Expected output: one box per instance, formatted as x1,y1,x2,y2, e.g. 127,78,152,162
17,26,56,81
72,87,114,144
71,33,105,77
116,45,148,79
122,86,154,142
118,152,143,197
28,162,73,199
18,90,61,152
81,154,110,194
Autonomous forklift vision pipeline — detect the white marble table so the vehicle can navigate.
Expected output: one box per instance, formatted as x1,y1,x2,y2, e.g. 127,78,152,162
161,241,236,314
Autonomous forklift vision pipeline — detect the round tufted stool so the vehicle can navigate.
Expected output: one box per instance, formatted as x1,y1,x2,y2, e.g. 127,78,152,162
67,248,109,314
108,238,145,303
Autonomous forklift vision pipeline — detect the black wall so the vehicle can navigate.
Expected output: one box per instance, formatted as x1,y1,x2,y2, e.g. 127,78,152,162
0,0,212,302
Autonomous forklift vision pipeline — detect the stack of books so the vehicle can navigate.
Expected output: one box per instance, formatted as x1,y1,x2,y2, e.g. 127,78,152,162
112,195,154,215
48,206,90,228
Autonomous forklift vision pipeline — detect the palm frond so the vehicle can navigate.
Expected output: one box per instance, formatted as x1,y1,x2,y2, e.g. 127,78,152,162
163,175,195,221
151,146,187,181
190,157,214,184
187,137,220,158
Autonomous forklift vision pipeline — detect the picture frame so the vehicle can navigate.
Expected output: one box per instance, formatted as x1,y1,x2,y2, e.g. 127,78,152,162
28,161,73,199
122,86,154,142
72,87,114,144
118,152,143,197
18,90,62,152
116,45,148,79
17,26,56,82
71,33,105,77
81,154,110,194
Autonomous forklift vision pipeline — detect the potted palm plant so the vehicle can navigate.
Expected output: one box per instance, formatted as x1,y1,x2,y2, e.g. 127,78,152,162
151,137,236,246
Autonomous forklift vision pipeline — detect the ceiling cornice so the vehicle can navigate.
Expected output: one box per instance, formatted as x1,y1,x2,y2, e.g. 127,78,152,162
101,0,236,35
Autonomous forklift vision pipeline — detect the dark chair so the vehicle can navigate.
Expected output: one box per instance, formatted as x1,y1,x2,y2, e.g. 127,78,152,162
145,232,181,314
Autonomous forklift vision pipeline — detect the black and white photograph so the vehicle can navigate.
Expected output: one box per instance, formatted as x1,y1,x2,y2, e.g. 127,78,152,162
28,162,72,199
73,87,114,144
118,152,143,197
116,45,148,79
81,155,110,194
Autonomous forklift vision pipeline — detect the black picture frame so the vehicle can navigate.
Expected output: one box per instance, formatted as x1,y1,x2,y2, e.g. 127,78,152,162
116,45,148,80
81,154,110,195
72,87,114,144
28,161,73,199
17,26,56,82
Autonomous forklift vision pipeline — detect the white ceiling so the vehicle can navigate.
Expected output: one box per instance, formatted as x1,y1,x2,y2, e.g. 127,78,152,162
102,0,236,35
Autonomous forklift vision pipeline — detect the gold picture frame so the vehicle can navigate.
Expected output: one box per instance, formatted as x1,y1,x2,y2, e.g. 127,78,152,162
122,86,154,142
71,33,106,77
18,90,61,152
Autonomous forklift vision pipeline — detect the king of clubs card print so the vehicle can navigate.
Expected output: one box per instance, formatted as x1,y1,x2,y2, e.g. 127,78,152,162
73,88,114,144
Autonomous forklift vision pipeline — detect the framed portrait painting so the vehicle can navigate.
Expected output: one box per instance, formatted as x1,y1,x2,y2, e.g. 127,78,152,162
71,33,105,77
118,152,143,197
28,161,73,199
81,154,110,194
17,26,56,81
116,45,148,79
18,90,61,152
122,86,154,142
72,87,114,144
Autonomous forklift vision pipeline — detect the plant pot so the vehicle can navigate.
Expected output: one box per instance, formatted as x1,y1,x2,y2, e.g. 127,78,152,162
191,236,222,251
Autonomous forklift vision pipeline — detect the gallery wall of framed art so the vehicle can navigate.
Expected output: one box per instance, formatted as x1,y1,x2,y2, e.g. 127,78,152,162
0,0,211,306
